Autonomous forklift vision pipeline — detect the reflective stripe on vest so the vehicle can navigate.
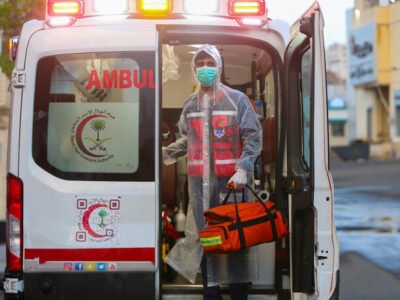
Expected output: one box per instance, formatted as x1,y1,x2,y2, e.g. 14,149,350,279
187,112,205,119
212,111,237,116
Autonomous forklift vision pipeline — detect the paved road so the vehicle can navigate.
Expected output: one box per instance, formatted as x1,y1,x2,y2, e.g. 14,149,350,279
331,158,400,188
331,159,400,300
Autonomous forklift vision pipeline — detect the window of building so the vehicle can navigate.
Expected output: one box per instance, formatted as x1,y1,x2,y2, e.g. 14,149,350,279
396,105,400,136
367,107,373,139
331,122,345,137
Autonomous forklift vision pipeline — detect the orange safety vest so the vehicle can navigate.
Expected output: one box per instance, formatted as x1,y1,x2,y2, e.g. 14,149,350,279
187,90,243,177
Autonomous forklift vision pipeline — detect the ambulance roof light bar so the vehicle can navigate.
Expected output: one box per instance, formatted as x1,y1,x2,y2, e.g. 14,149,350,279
45,0,268,28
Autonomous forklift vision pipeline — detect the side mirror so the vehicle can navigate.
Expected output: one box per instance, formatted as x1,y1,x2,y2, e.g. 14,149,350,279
9,36,20,61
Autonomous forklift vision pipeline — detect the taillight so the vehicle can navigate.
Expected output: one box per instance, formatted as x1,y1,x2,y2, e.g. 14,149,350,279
48,0,84,16
228,0,266,16
137,0,171,14
6,174,23,271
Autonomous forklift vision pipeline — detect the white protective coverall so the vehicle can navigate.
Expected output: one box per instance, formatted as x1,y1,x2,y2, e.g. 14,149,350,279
164,45,262,286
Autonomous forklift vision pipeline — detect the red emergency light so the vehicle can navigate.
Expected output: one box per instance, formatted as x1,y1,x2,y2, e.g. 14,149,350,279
48,0,84,17
228,0,266,16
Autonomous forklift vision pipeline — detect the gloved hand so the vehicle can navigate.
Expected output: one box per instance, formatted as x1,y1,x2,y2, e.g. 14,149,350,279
162,147,175,166
228,169,248,189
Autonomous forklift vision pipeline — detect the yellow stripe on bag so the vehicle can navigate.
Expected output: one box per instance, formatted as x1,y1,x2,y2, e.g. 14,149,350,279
202,240,222,247
200,235,222,247
200,236,222,242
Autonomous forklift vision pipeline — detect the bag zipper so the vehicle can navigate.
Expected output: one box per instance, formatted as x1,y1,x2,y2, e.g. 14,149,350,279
204,211,234,222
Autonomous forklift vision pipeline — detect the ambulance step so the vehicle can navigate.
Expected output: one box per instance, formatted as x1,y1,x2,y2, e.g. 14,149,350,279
162,284,276,295
163,295,277,300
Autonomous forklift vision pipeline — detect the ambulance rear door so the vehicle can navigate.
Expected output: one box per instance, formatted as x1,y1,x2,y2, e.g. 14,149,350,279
284,3,339,299
18,22,160,299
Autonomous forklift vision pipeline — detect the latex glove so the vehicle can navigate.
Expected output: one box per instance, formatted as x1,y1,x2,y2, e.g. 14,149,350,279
162,147,175,166
228,169,248,189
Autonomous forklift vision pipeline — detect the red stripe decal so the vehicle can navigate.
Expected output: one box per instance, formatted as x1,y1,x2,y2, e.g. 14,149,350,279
25,248,155,264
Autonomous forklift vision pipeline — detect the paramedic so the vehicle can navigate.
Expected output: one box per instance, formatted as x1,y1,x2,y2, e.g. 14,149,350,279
163,45,262,300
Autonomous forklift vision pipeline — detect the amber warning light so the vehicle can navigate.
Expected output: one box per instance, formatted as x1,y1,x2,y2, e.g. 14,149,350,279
229,0,266,16
138,0,171,14
48,0,84,16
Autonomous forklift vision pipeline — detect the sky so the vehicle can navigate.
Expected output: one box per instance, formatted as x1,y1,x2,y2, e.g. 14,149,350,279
267,0,355,46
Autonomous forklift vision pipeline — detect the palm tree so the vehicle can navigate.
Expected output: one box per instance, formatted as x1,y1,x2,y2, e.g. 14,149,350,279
98,210,107,228
91,119,106,142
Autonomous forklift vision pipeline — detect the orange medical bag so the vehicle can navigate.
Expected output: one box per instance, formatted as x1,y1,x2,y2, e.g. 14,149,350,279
199,185,289,254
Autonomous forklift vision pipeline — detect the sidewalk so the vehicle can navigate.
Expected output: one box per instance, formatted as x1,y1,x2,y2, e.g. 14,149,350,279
340,252,400,300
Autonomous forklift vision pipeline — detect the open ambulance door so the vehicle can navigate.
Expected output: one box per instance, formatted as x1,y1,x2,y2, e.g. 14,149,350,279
284,3,339,300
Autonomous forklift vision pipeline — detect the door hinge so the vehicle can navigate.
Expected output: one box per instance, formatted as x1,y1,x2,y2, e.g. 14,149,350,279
3,278,24,294
300,16,314,37
11,70,26,88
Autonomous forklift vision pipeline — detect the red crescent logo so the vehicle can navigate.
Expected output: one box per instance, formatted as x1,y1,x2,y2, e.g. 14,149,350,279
82,204,108,238
76,114,108,158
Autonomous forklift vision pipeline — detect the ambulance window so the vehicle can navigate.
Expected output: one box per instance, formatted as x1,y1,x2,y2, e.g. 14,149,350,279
32,52,155,181
300,48,312,168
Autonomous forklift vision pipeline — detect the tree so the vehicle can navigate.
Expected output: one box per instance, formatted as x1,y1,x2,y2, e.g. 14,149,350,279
91,119,106,142
98,209,107,228
0,0,46,77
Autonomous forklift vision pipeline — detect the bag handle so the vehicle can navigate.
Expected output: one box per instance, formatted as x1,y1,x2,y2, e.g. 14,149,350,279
245,184,275,215
222,185,273,211
222,188,245,205
222,184,279,247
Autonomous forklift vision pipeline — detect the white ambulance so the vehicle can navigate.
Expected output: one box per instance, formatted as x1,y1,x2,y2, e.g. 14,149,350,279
1,0,339,299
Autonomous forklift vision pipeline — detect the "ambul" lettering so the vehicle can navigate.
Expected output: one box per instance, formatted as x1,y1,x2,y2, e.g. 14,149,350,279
86,69,156,89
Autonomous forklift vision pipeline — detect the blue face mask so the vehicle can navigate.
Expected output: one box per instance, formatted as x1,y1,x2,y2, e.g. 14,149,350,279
196,67,217,87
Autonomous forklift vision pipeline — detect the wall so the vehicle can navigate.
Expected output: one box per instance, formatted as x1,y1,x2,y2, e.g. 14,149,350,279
354,87,375,139
390,2,400,142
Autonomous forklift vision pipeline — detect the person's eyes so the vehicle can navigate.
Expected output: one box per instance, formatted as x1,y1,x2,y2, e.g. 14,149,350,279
207,62,216,67
196,62,205,67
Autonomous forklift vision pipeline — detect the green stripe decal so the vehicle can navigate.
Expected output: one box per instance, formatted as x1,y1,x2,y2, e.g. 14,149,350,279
200,236,222,242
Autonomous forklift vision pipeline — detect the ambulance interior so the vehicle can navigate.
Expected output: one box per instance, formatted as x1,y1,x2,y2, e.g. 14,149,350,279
161,44,281,290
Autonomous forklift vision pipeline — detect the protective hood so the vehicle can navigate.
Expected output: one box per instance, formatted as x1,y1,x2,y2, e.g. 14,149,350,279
191,44,223,88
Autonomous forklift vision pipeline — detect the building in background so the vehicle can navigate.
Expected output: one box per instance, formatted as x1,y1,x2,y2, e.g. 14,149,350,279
347,0,400,158
326,43,349,146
